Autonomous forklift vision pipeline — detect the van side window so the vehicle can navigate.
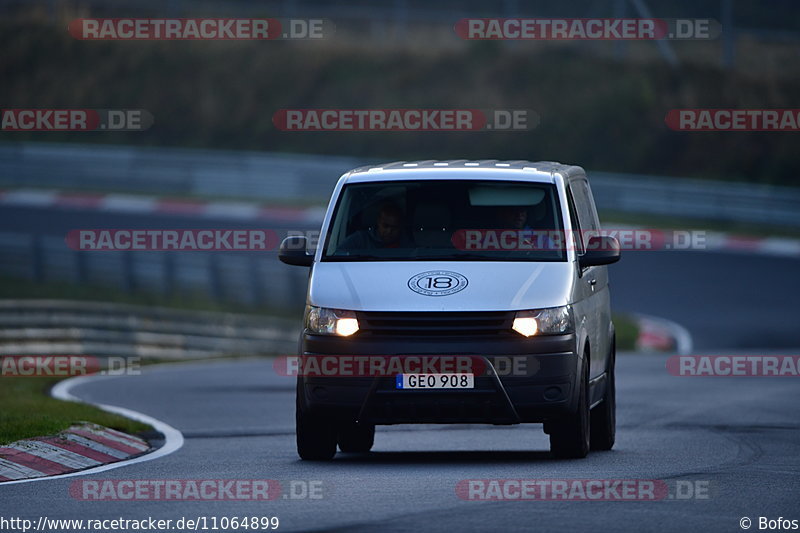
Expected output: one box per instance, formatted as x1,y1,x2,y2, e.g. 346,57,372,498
580,180,601,230
570,180,599,231
569,179,599,256
572,179,600,231
566,189,584,255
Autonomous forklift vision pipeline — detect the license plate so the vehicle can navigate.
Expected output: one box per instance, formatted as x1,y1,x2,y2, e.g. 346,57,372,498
395,373,474,389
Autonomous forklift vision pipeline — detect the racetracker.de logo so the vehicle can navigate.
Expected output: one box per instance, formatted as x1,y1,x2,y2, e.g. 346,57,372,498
456,479,670,501
69,479,326,500
272,109,538,131
273,355,539,377
1,355,100,377
68,18,331,40
457,479,712,501
666,355,800,377
70,480,279,500
665,109,800,131
451,229,707,251
66,229,281,251
1,109,152,131
455,18,719,40
277,355,482,377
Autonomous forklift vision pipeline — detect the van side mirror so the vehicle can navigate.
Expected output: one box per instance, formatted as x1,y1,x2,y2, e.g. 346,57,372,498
579,236,621,268
279,236,314,267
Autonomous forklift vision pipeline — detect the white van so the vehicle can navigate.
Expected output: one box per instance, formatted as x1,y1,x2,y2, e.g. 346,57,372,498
279,160,621,460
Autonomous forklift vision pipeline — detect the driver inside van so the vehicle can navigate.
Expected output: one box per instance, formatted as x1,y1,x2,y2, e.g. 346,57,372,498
493,199,553,230
494,205,530,230
339,202,412,249
492,201,559,251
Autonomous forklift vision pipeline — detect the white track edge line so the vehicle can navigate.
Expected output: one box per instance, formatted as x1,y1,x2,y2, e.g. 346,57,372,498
0,374,184,486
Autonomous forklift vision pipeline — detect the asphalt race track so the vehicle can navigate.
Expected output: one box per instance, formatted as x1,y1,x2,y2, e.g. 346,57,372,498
1,205,799,532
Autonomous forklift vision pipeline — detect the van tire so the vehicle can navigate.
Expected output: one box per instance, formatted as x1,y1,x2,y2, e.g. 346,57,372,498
296,391,337,461
338,422,375,453
549,357,590,459
590,342,616,451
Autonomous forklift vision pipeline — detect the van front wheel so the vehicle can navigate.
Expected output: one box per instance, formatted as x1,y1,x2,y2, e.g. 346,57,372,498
590,345,616,451
549,358,590,459
296,395,337,461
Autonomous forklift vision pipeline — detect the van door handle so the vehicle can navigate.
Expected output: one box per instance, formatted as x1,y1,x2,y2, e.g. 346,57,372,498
589,279,597,287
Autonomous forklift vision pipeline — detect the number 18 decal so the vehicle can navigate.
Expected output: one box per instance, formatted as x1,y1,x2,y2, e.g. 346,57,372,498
407,271,468,296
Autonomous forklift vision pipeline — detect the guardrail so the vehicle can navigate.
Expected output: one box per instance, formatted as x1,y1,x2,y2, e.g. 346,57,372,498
0,142,365,203
0,231,310,309
2,141,799,227
589,172,800,228
0,300,300,358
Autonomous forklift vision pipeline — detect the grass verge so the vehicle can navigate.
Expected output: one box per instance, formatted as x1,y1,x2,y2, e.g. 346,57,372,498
613,313,639,352
0,377,151,445
0,276,300,447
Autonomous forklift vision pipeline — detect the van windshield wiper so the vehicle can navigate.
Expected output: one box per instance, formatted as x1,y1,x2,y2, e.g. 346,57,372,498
409,253,508,261
323,254,392,261
325,252,494,261
411,252,565,261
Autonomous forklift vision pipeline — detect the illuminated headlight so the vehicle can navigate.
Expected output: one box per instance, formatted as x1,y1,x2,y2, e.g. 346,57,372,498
305,306,360,336
512,306,573,337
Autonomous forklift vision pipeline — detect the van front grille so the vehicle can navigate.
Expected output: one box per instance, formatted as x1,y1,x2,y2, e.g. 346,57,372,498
356,311,514,336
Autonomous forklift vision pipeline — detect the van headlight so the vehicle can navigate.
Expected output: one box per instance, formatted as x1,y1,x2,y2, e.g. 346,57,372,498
512,306,573,337
305,306,360,336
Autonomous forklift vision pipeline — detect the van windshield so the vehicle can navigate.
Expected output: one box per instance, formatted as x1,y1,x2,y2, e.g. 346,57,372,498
322,179,567,262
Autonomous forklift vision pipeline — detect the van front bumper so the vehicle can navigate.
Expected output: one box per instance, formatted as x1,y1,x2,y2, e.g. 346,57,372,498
298,332,581,424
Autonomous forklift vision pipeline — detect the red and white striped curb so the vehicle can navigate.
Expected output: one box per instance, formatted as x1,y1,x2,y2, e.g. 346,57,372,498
0,422,149,482
0,189,326,223
634,314,693,354
606,223,800,258
636,322,675,352
703,232,800,257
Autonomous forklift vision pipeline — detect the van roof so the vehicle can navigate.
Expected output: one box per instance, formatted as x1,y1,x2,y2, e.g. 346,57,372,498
345,160,586,184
